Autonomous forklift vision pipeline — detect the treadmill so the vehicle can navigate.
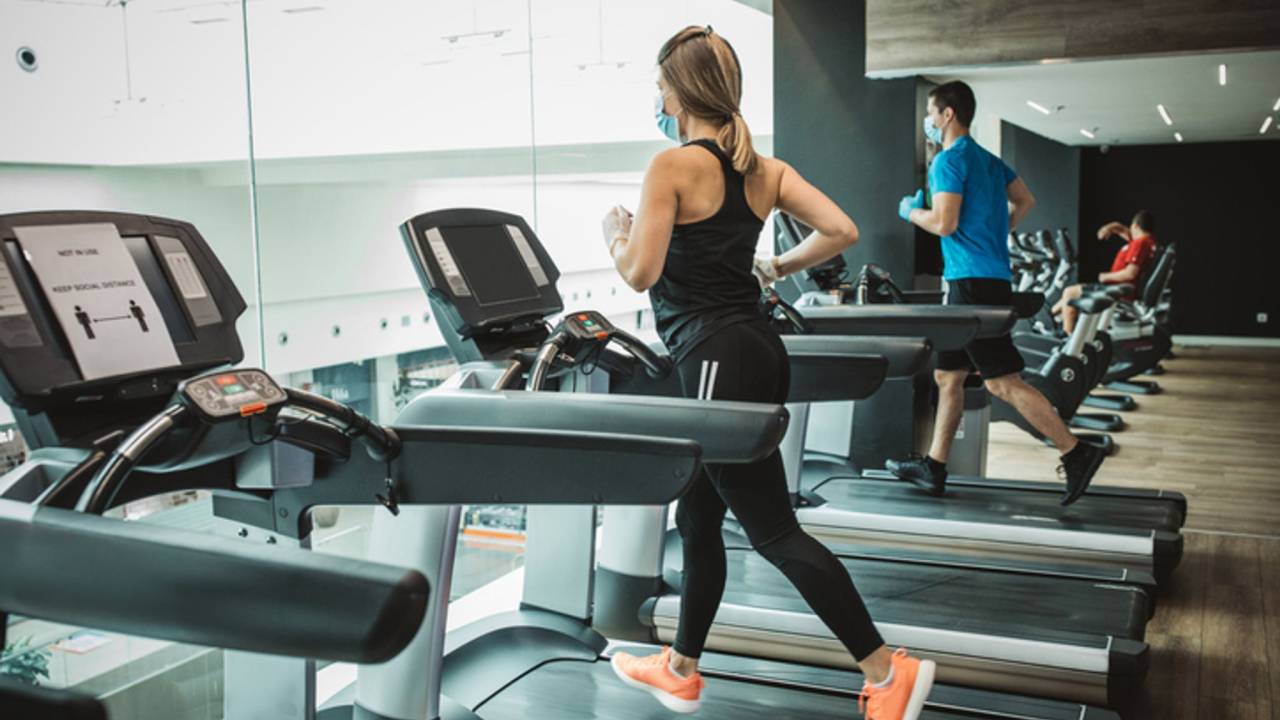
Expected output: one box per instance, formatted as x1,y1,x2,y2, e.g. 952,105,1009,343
769,213,1185,582
47,207,1119,719
0,210,431,719
398,208,1139,711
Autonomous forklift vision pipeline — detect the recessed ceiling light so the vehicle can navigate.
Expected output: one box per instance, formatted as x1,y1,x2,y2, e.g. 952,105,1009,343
1026,100,1051,115
1174,132,1183,143
1273,98,1280,112
1157,104,1174,126
1262,116,1274,134
1218,64,1227,86
1079,128,1096,139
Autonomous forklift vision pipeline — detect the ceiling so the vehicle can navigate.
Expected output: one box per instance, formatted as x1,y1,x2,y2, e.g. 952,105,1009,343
927,49,1280,147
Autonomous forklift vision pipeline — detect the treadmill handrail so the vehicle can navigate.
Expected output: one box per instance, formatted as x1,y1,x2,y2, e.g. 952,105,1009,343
793,305,981,351
395,389,788,464
389,425,702,504
0,678,106,720
781,335,932,378
0,499,428,663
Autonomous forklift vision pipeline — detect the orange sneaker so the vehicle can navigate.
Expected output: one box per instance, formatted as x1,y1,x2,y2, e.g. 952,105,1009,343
610,646,704,714
858,648,935,720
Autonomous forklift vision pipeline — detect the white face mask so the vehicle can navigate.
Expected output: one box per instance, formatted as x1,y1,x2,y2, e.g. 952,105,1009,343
924,115,944,144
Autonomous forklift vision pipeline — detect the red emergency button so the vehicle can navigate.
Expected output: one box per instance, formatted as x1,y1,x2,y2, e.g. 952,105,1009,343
216,375,239,386
577,314,589,321
595,331,609,340
239,401,268,417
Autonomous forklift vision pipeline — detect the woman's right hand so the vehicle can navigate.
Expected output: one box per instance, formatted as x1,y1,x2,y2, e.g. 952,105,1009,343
752,256,782,288
602,205,633,251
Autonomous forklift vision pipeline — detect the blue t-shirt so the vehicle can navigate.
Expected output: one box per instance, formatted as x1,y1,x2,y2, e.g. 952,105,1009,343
928,135,1017,281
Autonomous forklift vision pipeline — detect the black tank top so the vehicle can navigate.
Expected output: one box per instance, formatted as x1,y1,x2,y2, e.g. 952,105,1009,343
649,139,767,362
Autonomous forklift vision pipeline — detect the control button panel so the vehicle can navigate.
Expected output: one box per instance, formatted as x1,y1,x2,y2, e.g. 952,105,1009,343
562,310,614,341
182,368,286,420
423,227,471,297
506,224,550,287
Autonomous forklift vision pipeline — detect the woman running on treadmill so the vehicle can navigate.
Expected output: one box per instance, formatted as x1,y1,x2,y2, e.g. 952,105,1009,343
602,25,934,720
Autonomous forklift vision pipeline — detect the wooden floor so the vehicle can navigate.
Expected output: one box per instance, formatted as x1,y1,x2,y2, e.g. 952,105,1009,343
987,345,1280,719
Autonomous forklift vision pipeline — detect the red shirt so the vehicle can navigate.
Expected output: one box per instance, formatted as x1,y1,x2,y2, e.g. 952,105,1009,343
1107,234,1156,298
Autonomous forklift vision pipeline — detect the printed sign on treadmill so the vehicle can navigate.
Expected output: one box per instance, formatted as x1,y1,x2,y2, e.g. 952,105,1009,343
16,222,181,381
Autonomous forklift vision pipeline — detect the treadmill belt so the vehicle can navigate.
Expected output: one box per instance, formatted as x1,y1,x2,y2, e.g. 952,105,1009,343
813,476,1181,533
724,550,1147,645
474,659,987,720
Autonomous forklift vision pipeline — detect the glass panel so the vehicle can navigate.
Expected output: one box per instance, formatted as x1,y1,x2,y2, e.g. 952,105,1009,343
243,0,537,639
1,2,258,717
0,0,262,365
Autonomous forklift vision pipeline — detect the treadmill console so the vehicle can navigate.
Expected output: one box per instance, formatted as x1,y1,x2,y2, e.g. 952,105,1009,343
401,209,562,340
560,311,615,342
0,211,248,447
180,369,285,421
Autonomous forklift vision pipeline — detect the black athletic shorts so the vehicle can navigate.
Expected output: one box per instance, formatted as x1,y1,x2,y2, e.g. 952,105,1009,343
936,278,1026,380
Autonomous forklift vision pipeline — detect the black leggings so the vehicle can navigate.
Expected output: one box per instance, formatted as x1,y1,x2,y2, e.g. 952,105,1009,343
671,320,885,662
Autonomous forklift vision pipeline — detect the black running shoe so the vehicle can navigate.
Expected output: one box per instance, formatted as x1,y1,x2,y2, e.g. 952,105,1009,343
1059,440,1106,506
885,454,947,496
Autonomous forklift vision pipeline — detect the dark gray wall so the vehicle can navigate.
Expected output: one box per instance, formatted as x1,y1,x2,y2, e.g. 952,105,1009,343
774,0,918,284
1080,141,1280,338
1000,121,1082,264
775,0,922,469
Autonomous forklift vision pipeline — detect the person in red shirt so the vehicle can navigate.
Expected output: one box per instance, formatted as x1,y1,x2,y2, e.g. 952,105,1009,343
1052,210,1158,333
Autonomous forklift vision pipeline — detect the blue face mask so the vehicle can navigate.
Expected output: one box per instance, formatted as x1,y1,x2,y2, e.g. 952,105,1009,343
923,115,944,145
656,95,681,143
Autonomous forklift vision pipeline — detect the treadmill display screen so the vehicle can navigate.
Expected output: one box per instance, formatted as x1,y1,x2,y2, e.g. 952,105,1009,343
441,225,540,307
2,234,195,356
122,235,195,343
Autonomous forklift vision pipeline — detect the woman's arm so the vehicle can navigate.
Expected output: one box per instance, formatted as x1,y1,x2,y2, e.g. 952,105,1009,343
772,161,858,277
609,150,681,292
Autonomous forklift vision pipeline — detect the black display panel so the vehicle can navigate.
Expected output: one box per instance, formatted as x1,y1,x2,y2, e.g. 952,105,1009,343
441,225,540,307
0,211,246,414
121,236,195,343
3,236,195,358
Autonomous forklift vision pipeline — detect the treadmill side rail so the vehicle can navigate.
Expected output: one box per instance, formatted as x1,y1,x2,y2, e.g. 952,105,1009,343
0,501,428,663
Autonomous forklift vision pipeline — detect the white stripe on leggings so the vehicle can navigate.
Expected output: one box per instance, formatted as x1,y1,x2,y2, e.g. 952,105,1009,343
697,360,709,400
705,360,720,400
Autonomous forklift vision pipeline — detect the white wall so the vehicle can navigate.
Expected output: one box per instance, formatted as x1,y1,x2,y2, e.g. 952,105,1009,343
1,0,772,165
0,0,774,380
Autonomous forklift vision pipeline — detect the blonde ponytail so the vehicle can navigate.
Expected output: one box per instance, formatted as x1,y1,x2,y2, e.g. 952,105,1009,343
716,111,759,175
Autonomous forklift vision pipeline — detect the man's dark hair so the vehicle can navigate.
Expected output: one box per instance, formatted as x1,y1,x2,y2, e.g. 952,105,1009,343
1131,209,1155,234
929,81,976,127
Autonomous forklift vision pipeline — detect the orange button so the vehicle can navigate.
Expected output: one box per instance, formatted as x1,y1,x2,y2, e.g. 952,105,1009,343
577,314,589,321
216,375,239,386
239,401,268,417
595,331,609,340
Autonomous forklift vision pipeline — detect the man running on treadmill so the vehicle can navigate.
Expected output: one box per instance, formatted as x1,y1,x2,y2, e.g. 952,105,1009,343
888,81,1106,506
1052,211,1158,333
